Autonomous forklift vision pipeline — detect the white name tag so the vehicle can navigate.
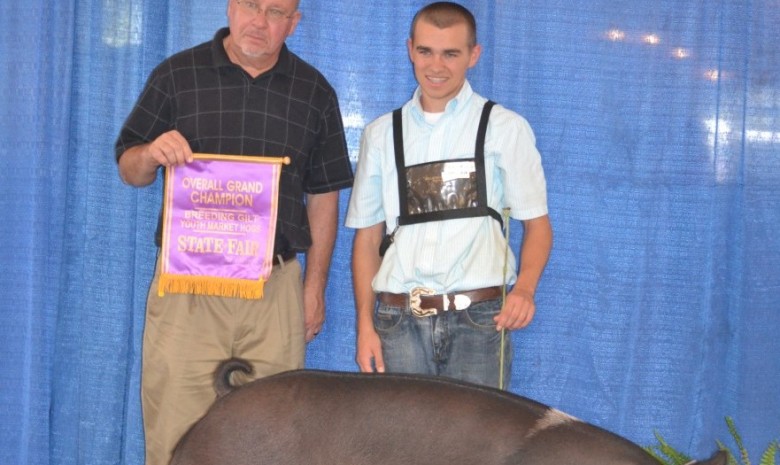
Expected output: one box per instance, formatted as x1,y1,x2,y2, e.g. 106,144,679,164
441,161,475,183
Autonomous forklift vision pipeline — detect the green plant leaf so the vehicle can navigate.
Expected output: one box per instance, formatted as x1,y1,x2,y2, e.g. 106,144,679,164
646,418,777,465
648,431,692,465
726,417,751,465
758,441,778,465
717,440,739,465
643,447,672,465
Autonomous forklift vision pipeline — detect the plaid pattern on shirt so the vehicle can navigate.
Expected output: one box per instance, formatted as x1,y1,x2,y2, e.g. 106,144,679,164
116,28,353,253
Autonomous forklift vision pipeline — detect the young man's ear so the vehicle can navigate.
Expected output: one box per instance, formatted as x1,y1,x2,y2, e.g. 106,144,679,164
469,44,482,68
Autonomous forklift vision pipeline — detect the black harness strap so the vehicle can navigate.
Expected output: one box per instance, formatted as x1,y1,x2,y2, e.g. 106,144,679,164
474,100,496,221
392,108,408,218
392,101,503,227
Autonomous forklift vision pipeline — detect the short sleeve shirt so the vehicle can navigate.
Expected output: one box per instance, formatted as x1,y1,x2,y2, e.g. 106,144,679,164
345,81,547,293
116,28,353,252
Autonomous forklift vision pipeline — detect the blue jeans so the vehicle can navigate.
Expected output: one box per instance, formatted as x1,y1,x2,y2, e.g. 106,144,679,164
374,298,513,389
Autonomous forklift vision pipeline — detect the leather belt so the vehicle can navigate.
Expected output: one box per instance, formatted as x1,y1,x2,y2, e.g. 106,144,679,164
378,286,502,317
273,250,297,266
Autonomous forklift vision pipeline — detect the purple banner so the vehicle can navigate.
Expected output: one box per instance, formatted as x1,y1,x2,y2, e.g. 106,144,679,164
159,154,286,298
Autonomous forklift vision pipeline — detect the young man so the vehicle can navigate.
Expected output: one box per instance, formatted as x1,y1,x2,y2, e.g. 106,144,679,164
346,2,552,389
115,1,353,464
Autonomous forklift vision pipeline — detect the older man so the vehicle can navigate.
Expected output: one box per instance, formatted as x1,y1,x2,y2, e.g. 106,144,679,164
115,1,353,464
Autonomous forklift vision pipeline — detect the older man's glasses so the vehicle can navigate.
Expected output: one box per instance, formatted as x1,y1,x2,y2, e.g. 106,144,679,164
235,1,294,22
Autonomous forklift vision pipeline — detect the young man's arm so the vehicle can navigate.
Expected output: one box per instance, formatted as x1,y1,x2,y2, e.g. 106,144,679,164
352,222,385,372
494,214,553,330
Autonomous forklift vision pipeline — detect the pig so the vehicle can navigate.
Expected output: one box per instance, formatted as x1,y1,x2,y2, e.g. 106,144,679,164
170,358,727,465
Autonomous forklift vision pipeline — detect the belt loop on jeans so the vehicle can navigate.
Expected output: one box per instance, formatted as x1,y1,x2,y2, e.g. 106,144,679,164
378,286,502,317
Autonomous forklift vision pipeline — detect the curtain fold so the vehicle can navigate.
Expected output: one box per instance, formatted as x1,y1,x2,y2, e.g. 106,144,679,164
1,1,778,465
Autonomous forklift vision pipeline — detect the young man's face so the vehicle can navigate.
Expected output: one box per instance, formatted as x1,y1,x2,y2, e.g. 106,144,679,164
407,20,481,113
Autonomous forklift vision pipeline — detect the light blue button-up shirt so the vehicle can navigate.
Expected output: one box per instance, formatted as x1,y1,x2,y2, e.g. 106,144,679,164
346,81,548,294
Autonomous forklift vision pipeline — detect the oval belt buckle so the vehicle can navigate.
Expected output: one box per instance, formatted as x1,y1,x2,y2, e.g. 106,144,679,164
409,287,437,317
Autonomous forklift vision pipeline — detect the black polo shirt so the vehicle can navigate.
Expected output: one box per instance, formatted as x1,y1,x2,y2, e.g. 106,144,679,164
116,28,353,253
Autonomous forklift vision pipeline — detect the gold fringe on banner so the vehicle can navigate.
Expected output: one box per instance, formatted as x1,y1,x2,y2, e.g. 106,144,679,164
158,153,289,300
158,274,266,300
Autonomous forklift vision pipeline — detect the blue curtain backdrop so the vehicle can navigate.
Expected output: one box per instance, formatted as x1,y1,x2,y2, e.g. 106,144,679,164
1,1,778,464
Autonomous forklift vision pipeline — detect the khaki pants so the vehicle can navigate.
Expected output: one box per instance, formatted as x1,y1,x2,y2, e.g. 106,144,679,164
141,258,305,465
